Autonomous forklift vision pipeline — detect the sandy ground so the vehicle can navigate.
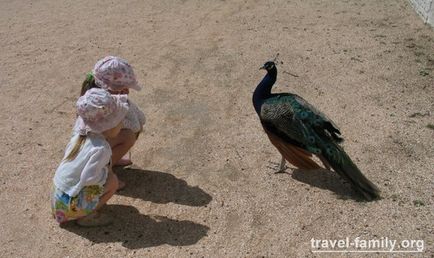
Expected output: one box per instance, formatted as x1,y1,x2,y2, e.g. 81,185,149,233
0,0,433,257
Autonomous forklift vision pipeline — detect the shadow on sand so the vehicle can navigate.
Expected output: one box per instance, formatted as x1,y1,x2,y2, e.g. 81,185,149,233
291,168,363,201
62,204,210,249
114,167,212,206
62,167,212,248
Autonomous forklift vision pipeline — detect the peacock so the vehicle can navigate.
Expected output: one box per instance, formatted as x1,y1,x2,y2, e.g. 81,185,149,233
252,57,380,200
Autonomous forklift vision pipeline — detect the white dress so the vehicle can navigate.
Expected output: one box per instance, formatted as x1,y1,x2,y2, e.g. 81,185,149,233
53,133,111,197
123,100,146,133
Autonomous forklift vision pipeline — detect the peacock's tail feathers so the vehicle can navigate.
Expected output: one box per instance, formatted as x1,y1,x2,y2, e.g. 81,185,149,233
321,143,381,201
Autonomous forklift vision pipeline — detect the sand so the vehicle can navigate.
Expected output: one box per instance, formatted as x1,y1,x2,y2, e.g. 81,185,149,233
0,0,433,257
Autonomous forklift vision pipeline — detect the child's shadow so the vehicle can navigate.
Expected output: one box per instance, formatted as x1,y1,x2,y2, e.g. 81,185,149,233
291,168,362,200
114,167,212,206
62,204,209,249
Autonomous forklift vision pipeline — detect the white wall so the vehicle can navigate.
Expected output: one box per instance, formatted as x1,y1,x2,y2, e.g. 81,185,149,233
410,0,434,25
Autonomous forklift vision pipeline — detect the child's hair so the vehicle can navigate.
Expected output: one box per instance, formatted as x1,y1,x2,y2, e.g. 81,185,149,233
65,74,95,161
80,73,100,96
64,135,87,161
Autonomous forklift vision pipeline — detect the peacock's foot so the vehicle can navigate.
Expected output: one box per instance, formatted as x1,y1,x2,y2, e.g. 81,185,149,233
267,161,289,174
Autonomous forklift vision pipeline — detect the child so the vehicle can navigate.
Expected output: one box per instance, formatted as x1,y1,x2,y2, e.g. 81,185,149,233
52,88,129,227
77,56,146,168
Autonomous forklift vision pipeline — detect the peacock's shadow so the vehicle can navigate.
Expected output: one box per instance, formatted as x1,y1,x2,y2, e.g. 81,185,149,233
114,167,212,207
62,204,209,249
291,168,363,201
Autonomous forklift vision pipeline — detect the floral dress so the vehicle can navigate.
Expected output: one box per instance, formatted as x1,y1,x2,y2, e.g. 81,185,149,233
51,185,104,223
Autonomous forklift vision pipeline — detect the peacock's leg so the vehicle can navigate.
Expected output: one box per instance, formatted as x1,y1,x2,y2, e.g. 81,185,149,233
275,155,287,174
266,155,288,173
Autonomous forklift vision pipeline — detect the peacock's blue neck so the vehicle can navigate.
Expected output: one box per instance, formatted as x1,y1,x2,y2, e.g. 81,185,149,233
253,67,277,114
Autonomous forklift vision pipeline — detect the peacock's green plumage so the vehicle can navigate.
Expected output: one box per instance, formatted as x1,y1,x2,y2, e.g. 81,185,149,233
261,93,343,156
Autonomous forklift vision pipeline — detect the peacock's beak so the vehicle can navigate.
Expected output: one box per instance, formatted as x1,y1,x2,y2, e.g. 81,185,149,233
259,65,265,70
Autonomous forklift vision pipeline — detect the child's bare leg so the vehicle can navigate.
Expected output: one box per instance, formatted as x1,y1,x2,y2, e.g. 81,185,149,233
76,171,118,226
96,170,119,210
107,129,136,165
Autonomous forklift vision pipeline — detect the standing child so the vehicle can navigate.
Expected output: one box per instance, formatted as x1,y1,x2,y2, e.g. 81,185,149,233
78,56,146,168
52,88,129,227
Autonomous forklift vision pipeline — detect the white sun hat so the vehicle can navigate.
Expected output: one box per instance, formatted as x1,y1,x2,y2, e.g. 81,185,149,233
76,88,129,135
93,56,142,91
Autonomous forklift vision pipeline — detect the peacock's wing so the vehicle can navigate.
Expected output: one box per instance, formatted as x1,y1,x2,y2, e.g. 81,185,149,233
260,93,326,154
291,94,343,142
259,93,324,169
